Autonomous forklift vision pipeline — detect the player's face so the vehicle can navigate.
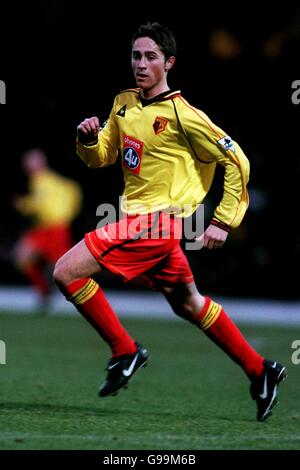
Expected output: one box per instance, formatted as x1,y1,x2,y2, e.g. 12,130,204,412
131,37,169,98
22,150,47,175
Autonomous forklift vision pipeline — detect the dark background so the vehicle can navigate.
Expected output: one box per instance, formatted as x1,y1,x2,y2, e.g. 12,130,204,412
0,0,299,299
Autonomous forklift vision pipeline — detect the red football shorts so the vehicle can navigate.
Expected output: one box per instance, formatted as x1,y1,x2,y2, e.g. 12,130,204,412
21,224,73,263
85,212,194,289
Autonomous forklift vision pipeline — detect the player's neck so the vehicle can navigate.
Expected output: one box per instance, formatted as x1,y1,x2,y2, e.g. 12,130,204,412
140,81,170,100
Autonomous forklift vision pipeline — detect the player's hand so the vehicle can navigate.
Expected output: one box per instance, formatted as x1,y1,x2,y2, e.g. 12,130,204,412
77,117,100,144
196,224,229,249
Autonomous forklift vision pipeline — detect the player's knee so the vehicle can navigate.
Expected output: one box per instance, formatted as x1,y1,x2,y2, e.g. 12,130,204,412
176,301,197,320
53,257,71,287
175,292,205,320
14,243,36,267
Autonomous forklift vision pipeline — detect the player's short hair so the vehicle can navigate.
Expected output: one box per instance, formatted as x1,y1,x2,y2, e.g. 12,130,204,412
131,22,177,60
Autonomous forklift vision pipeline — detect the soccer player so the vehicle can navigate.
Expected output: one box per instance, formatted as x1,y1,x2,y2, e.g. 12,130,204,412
54,23,286,421
14,148,82,310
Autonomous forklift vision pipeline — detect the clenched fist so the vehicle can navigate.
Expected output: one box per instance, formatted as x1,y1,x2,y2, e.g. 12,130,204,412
77,117,100,144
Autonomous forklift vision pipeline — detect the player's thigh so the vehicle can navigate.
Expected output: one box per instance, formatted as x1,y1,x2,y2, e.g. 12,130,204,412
54,239,102,284
160,282,205,316
13,238,40,265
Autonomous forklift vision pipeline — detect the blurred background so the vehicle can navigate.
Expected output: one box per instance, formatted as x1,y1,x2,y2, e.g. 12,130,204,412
1,0,300,301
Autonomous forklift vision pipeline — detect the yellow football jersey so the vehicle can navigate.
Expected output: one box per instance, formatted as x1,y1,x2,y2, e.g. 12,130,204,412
76,89,249,228
17,169,82,227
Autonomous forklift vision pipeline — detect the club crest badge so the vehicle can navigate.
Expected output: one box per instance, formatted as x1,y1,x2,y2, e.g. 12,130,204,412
153,116,168,135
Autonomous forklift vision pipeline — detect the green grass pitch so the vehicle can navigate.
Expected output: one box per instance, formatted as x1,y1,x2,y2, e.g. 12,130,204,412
0,312,299,450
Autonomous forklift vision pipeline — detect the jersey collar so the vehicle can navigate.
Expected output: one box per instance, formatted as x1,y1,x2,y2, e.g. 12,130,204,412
139,89,181,107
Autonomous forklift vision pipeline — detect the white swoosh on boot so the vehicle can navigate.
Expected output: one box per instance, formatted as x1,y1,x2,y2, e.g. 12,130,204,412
122,354,138,377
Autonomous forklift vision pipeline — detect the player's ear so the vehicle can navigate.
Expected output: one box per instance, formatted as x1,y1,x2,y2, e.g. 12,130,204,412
165,56,176,71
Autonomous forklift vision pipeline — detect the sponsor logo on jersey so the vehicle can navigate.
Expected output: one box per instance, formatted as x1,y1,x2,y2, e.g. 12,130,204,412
116,105,126,117
217,135,235,152
153,116,168,135
123,135,144,174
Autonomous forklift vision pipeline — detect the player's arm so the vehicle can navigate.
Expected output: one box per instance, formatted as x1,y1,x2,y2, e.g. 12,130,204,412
13,178,47,216
185,107,250,248
13,194,39,215
187,111,250,229
76,103,120,168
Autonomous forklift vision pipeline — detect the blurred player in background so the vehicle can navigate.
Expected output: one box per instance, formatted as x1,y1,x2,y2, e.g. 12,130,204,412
13,148,82,311
54,23,286,421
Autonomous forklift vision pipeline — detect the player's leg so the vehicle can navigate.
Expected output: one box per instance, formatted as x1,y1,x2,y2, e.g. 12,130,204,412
54,239,137,356
148,236,287,421
160,282,287,421
53,239,148,396
161,282,265,379
14,236,51,300
145,234,264,379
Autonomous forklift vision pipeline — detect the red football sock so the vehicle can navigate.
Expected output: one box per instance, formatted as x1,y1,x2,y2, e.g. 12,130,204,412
62,278,137,357
195,296,264,380
21,262,50,297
